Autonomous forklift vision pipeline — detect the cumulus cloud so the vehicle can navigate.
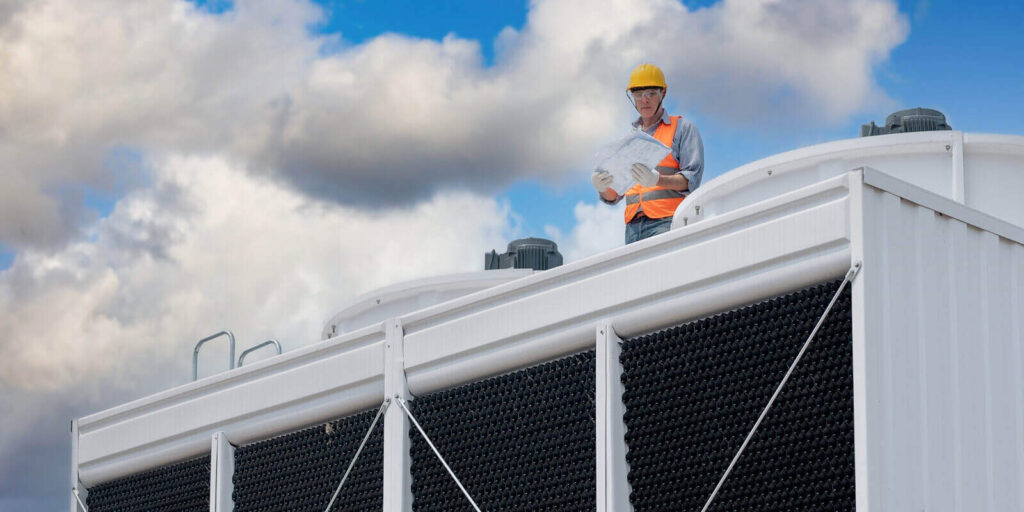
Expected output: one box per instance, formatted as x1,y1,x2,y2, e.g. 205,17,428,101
0,0,323,248
667,0,908,122
0,0,906,250
0,155,511,391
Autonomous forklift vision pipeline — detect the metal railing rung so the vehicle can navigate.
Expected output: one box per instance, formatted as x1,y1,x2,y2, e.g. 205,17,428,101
238,339,282,367
192,330,235,381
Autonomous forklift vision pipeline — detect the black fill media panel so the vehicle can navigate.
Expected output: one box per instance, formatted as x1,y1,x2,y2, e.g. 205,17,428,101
409,350,596,511
86,455,209,512
620,280,854,511
232,407,383,511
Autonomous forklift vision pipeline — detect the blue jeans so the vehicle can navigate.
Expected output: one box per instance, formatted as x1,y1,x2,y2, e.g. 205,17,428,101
625,215,672,244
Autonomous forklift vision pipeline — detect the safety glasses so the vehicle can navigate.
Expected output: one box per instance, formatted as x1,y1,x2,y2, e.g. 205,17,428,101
630,89,663,101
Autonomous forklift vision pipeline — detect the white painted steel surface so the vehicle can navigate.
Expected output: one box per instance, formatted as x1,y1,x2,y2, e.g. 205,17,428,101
596,322,632,512
676,132,1024,229
210,432,234,512
383,319,413,512
69,420,85,512
76,324,387,486
851,170,1024,511
322,270,533,338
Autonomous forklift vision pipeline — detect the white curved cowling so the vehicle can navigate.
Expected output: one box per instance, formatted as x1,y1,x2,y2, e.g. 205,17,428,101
674,131,1024,229
321,269,534,338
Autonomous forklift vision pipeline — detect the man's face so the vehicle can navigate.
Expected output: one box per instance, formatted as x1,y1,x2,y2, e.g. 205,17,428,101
631,87,663,119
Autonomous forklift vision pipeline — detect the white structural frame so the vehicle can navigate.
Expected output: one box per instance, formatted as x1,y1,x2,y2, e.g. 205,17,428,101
382,319,413,512
72,161,1024,510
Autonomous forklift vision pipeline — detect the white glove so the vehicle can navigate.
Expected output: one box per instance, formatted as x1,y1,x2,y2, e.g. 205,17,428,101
592,169,613,192
631,163,659,187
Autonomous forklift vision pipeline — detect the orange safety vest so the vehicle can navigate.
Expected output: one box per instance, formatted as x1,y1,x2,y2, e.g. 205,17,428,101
624,115,686,223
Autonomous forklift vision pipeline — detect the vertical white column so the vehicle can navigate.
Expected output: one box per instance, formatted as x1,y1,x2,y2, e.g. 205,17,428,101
210,431,235,512
383,318,413,512
596,321,633,512
847,168,875,511
70,420,87,512
951,131,965,203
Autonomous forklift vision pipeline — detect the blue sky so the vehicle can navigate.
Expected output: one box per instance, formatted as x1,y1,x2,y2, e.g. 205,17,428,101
316,0,528,63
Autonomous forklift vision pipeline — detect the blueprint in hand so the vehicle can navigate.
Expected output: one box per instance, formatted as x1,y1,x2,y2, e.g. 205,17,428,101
592,130,671,195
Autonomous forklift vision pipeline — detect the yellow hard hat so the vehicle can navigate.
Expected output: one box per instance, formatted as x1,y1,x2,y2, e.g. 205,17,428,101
627,63,667,91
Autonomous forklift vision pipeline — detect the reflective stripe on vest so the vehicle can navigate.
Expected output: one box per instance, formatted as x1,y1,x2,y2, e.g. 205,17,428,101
624,116,684,223
624,188,685,204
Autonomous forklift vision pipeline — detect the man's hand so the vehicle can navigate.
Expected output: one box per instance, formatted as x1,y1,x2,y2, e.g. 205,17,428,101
592,170,613,192
631,163,659,187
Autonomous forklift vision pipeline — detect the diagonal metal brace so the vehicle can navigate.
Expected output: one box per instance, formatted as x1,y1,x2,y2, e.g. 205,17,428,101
395,396,483,512
73,487,89,511
324,398,390,512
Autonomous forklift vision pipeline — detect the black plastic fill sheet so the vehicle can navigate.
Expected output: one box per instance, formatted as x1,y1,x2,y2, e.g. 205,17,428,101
620,280,854,512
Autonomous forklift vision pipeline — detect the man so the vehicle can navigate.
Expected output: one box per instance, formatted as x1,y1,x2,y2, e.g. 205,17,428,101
592,63,704,244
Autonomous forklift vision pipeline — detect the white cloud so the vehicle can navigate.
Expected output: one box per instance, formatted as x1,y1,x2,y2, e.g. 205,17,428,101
0,0,323,248
665,0,908,123
0,0,907,250
549,200,626,262
0,155,511,392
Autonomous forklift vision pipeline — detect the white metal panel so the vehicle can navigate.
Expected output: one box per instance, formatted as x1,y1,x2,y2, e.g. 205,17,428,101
403,174,855,395
853,176,1024,511
77,325,387,486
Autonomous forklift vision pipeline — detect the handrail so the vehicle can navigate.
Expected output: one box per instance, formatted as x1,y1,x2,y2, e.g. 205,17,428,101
192,330,235,381
237,339,282,367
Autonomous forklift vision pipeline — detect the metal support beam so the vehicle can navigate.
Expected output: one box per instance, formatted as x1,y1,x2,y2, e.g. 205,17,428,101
596,321,633,512
70,419,88,511
383,319,412,512
210,431,235,512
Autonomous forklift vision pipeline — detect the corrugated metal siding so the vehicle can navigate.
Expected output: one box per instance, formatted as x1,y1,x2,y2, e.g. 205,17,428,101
857,183,1024,511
